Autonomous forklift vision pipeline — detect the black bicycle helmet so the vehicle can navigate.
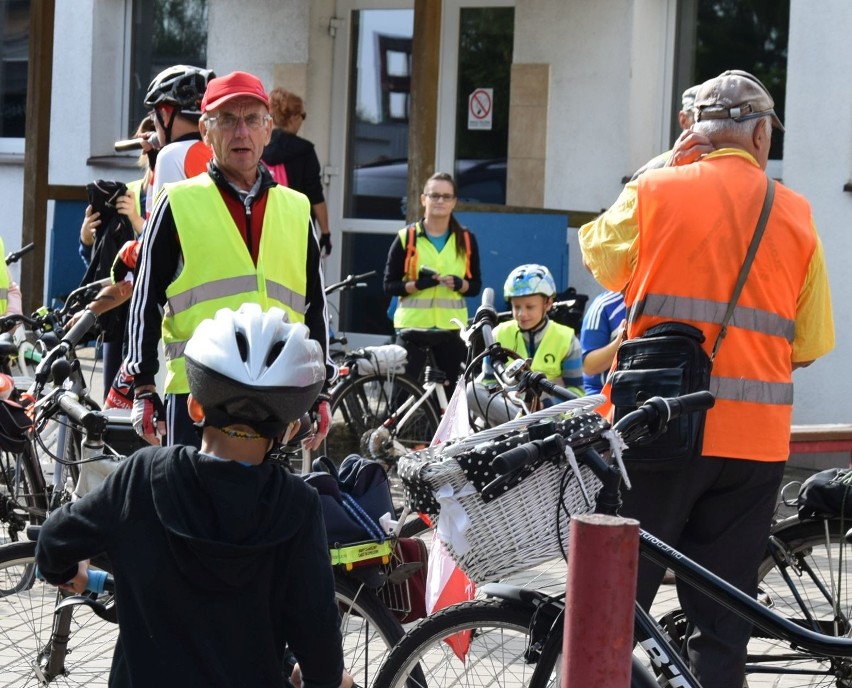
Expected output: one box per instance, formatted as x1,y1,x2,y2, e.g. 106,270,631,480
144,65,215,117
184,304,325,438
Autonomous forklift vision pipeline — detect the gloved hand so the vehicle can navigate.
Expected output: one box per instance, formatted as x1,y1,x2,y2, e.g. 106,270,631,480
131,388,166,445
443,275,464,292
415,267,439,292
302,394,332,451
319,233,332,257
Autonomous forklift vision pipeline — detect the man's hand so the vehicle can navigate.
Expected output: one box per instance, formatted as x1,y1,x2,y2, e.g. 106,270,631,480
131,387,166,445
667,128,714,167
319,233,332,257
302,398,331,451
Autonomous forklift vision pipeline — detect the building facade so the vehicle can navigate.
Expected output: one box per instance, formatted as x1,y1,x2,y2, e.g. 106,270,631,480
0,0,846,424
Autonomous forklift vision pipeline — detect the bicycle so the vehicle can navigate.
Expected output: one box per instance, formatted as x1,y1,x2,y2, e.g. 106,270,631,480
0,385,423,687
0,242,39,382
373,289,852,688
0,282,142,545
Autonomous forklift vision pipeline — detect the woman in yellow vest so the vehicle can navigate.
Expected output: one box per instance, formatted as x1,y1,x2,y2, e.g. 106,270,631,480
468,264,584,426
383,172,482,385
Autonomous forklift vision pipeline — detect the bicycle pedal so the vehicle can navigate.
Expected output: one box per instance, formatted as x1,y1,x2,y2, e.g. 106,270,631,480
386,561,423,584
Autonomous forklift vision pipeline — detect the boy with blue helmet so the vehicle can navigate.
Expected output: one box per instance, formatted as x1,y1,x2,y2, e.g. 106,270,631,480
468,264,584,426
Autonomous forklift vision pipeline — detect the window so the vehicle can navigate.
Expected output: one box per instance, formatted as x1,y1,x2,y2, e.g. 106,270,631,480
675,0,788,164
0,0,29,144
128,0,208,134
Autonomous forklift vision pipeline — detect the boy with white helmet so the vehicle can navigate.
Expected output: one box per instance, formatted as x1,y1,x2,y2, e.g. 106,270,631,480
468,264,584,426
36,304,351,688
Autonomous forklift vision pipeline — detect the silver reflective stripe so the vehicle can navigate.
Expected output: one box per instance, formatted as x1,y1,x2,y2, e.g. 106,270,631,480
632,293,794,342
265,280,305,313
399,297,465,310
399,298,433,310
165,340,187,361
710,376,793,405
0,288,7,300
167,276,259,316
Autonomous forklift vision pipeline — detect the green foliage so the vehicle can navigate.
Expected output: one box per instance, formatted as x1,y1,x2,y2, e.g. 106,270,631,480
153,0,208,63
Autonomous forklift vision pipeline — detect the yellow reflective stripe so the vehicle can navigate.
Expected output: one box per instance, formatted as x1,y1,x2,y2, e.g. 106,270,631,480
166,276,259,317
710,376,793,405
632,293,794,342
265,280,306,313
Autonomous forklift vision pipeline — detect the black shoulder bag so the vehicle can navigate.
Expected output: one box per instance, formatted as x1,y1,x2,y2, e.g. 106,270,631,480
610,176,776,467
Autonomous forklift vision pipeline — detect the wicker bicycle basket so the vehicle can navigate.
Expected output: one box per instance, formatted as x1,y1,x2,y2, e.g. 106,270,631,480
398,398,613,583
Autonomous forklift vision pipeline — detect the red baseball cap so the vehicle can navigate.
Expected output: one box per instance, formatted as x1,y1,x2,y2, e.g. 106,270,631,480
201,71,270,113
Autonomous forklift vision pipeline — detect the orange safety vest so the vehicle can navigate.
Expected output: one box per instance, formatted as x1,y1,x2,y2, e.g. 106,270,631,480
620,156,816,462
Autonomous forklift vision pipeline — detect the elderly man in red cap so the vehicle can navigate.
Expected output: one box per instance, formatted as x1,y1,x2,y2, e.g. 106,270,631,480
580,69,834,688
125,71,333,450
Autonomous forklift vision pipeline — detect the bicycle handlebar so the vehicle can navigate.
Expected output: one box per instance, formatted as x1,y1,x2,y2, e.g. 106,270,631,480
468,289,578,402
614,391,715,444
5,242,34,266
57,390,109,438
484,392,715,500
324,270,377,296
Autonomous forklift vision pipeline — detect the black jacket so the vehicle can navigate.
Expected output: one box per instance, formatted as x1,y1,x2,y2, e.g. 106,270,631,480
262,129,326,206
35,446,343,688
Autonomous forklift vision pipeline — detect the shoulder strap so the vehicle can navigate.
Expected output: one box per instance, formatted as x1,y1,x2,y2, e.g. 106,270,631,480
403,223,418,281
709,176,776,362
462,229,472,279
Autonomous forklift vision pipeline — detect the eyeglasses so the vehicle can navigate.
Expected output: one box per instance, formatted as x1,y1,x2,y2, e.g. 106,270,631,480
424,192,456,202
206,113,272,131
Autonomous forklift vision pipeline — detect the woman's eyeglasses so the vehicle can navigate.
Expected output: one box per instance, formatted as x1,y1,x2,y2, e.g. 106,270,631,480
424,193,456,202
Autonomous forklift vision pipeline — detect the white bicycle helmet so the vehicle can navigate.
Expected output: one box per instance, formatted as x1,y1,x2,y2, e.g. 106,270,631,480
503,264,557,300
184,304,325,437
144,65,215,117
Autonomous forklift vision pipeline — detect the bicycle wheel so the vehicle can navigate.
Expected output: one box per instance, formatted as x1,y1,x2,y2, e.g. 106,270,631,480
0,445,48,544
372,598,539,688
324,374,439,537
334,572,419,688
324,373,439,459
528,613,660,688
744,517,852,687
0,540,117,686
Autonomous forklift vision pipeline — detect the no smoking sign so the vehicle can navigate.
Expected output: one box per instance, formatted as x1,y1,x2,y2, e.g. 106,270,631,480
467,88,493,130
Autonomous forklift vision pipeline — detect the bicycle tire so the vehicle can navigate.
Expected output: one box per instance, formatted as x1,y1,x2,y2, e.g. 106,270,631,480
0,445,49,544
745,516,852,686
323,373,439,537
528,611,659,688
334,572,424,688
372,598,539,688
0,539,117,687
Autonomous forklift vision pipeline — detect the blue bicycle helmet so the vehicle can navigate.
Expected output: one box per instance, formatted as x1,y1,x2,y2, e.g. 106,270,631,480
503,264,557,300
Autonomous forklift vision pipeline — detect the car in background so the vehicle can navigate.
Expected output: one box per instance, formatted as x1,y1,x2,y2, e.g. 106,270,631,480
350,158,506,220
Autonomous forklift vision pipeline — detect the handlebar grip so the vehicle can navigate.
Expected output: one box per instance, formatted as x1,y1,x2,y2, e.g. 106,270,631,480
491,442,542,475
86,569,110,594
481,287,494,310
57,393,109,436
667,390,716,417
61,309,98,348
35,566,113,594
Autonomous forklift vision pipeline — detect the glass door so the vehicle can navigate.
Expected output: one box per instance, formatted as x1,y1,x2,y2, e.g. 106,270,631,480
327,0,514,341
327,1,414,344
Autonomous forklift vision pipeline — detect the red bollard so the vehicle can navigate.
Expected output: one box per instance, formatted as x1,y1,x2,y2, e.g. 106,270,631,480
562,513,640,687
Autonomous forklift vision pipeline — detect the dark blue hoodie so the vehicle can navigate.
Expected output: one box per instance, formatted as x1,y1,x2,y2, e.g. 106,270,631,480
36,445,343,688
